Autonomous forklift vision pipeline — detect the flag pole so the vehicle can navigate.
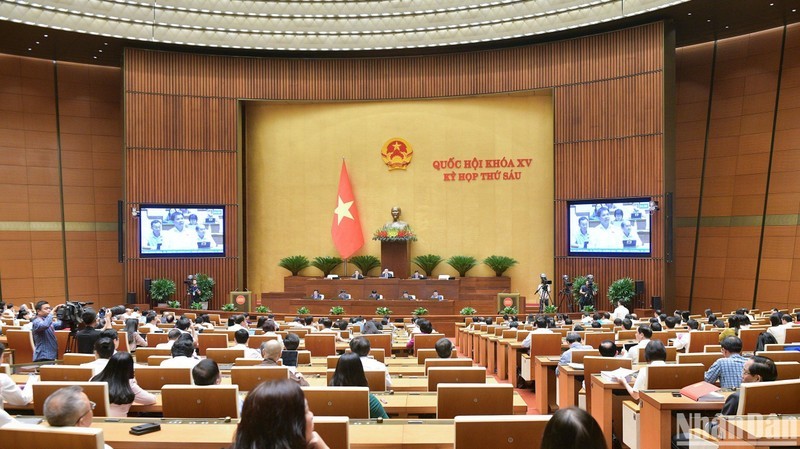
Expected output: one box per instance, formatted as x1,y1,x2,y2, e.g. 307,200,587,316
342,157,348,277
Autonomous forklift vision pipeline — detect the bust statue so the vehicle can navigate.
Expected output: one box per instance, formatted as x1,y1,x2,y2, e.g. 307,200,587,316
385,206,409,229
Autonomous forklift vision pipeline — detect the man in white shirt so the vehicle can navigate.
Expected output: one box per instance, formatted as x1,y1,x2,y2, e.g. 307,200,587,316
767,314,787,344
0,343,33,409
617,340,667,401
350,337,392,390
160,339,200,368
42,386,114,449
521,317,552,349
612,302,630,321
673,319,699,351
589,207,619,249
228,315,246,332
622,325,652,364
156,329,182,349
231,329,263,359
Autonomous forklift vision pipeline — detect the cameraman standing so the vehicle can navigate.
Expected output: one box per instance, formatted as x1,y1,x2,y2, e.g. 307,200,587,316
32,300,66,362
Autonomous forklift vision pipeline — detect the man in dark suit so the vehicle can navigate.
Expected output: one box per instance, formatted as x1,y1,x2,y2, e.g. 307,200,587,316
352,271,364,279
311,289,322,300
411,270,425,279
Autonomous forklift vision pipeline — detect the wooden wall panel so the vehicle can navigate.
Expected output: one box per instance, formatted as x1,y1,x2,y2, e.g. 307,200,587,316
124,22,668,310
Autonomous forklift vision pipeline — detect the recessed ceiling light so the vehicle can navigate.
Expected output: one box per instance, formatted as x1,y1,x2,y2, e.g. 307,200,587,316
27,47,32,51
35,41,39,44
725,25,729,29
770,2,774,6
43,34,48,38
104,42,108,45
687,12,692,15
707,19,711,22
793,9,797,12
98,49,103,53
93,56,97,59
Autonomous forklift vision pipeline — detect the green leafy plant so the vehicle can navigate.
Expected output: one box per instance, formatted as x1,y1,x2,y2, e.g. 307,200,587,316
583,305,596,313
349,255,381,276
150,278,176,303
413,307,429,316
459,306,477,316
221,303,237,312
189,302,204,310
607,278,636,307
446,255,478,277
329,306,345,316
544,304,558,314
571,275,599,304
412,254,444,276
255,305,270,313
376,306,393,316
194,273,215,303
297,306,310,315
278,255,311,276
166,300,181,309
501,306,518,315
483,255,518,277
311,256,343,277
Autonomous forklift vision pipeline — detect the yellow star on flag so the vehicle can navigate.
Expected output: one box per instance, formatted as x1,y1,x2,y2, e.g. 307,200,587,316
334,196,354,225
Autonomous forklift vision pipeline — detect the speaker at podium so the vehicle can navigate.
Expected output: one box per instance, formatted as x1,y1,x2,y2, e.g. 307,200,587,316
229,291,252,312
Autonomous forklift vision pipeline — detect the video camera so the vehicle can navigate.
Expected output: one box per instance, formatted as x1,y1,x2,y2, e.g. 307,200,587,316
57,300,92,328
562,274,572,287
539,274,552,285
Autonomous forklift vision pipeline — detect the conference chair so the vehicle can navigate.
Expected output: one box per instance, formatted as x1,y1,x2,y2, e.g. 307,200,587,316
198,333,229,356
785,327,800,343
417,348,456,365
246,334,277,349
755,350,800,362
207,314,222,326
584,332,616,349
62,353,97,365
145,332,169,347
454,415,551,449
646,363,705,390
413,333,446,356
296,350,312,365
436,383,514,419
324,369,386,392
183,313,197,320
522,333,563,381
150,355,171,366
230,366,289,391
206,348,245,364
305,334,336,357
570,349,600,364
738,328,762,353
162,385,241,419
637,345,678,362
704,345,722,353
134,366,192,390
286,328,309,339
303,386,370,419
687,331,722,353
5,329,35,364
427,366,487,391
583,356,632,413
234,357,263,366
774,361,800,380
116,331,130,353
358,333,392,357
326,355,340,369
617,330,637,340
133,347,172,364
39,365,94,382
676,352,723,370
0,364,8,375
649,331,670,346
737,379,800,415
0,426,104,449
32,381,111,417
424,357,473,374
312,416,349,449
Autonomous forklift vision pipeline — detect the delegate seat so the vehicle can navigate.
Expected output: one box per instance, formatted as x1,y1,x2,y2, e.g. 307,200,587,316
32,381,110,417
161,385,241,419
230,366,289,391
206,348,246,364
676,352,723,370
646,363,705,389
413,333,446,356
427,367,487,391
39,365,94,382
0,425,104,449
62,353,97,365
197,333,228,356
303,386,370,419
437,383,514,419
5,330,35,364
305,334,336,357
134,366,192,390
454,415,551,449
737,379,800,415
133,347,172,364
424,357,473,374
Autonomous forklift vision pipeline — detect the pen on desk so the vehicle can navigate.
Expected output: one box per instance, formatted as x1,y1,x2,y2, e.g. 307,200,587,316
379,398,388,404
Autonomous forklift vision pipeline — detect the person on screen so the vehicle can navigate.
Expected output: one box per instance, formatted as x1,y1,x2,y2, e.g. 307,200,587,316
571,216,591,248
613,208,624,224
589,207,619,249
145,219,163,250
162,212,197,250
188,214,199,226
195,224,216,248
618,220,642,248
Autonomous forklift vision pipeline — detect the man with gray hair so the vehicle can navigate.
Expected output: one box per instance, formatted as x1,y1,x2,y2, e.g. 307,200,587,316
556,332,592,376
259,340,308,386
43,385,113,448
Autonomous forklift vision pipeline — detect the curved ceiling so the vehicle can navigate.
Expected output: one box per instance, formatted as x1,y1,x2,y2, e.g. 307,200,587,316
0,0,689,51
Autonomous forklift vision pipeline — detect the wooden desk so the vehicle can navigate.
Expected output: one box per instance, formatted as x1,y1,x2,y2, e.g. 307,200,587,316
590,374,631,449
557,365,583,410
639,391,726,449
505,341,524,384
474,331,487,367
534,356,559,414
719,415,800,448
497,338,512,380
485,335,498,374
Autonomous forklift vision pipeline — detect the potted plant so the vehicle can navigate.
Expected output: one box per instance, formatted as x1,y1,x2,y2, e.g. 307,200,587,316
255,305,270,314
376,306,392,316
189,302,204,310
194,272,215,310
483,255,518,277
311,256,343,277
412,254,444,277
446,255,477,277
278,255,311,276
221,303,237,312
166,300,181,309
329,306,345,316
544,304,558,314
608,278,636,308
413,307,429,316
349,255,381,276
583,305,596,313
297,306,311,315
501,306,518,315
150,278,176,307
459,306,477,316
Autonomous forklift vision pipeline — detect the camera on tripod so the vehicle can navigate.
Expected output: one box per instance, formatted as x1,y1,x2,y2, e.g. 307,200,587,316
539,273,552,285
562,274,572,287
57,301,91,328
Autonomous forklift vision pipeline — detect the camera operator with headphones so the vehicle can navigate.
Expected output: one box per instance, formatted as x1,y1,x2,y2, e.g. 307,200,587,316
536,274,552,312
579,275,596,309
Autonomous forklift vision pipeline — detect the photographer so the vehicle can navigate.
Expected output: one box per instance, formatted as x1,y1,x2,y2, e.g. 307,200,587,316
32,300,66,362
579,277,596,309
75,309,113,354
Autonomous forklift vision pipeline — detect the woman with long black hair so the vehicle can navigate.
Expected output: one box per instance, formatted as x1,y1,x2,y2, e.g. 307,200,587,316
330,352,388,419
90,351,155,417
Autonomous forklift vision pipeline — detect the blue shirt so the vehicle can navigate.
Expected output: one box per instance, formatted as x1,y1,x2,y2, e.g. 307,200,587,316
31,314,64,361
556,342,592,376
704,353,747,389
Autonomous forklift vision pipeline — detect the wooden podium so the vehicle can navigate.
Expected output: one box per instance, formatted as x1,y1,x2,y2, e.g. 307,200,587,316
229,291,252,312
380,241,410,279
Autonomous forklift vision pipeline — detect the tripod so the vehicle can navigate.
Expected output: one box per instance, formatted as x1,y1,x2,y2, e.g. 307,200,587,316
557,286,574,313
64,328,78,354
537,286,551,313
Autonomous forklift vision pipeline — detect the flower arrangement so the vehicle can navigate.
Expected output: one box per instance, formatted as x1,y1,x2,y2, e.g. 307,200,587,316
221,303,237,312
459,307,477,316
376,307,392,316
329,306,345,316
297,306,311,315
372,225,417,242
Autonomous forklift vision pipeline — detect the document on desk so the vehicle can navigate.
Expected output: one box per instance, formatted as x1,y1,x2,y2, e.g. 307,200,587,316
600,367,636,382
567,363,584,370
680,381,725,402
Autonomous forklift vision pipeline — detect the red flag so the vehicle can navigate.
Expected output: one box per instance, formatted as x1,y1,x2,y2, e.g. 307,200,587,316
331,161,364,258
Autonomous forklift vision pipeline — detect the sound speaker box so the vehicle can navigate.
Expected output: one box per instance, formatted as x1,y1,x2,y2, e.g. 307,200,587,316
651,296,662,311
635,280,645,295
126,292,136,304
